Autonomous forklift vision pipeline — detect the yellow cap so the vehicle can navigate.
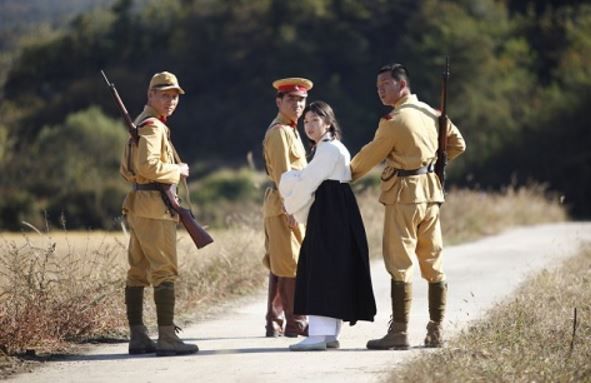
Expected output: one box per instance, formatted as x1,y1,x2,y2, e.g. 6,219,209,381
272,77,313,96
149,71,185,94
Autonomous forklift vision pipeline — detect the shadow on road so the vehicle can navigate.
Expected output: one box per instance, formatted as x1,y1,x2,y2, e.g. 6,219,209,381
46,345,424,362
46,347,294,362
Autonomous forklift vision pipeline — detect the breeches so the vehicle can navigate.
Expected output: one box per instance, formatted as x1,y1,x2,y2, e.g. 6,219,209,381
126,214,178,287
263,215,304,278
383,202,445,283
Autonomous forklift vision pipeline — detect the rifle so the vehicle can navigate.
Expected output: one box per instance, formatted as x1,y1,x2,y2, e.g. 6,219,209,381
159,184,214,249
100,70,214,249
434,57,450,190
100,70,139,143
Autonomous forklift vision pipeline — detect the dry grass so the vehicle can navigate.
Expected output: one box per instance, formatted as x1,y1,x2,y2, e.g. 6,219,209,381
357,183,568,253
441,185,567,245
0,231,127,355
387,244,591,383
0,185,568,378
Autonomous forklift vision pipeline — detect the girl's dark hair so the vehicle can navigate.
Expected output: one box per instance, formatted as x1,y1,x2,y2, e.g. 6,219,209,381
303,100,342,139
302,101,343,158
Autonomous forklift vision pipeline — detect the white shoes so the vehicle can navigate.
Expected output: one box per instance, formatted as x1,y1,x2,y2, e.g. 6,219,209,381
325,335,340,349
289,336,340,351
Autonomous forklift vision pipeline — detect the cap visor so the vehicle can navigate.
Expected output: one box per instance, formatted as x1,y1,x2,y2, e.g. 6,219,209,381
283,90,307,97
154,85,185,94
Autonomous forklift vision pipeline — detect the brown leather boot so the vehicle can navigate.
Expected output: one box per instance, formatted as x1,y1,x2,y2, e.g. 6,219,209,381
154,282,198,356
366,321,409,350
278,277,308,337
156,326,199,357
129,325,156,355
125,286,156,354
367,280,412,350
424,281,447,347
265,273,284,337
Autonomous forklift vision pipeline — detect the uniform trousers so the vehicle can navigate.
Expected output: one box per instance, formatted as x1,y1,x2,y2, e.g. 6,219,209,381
263,214,304,278
126,213,178,287
383,202,445,283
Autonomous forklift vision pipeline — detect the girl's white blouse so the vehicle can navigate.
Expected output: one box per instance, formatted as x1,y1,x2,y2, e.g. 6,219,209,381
279,139,352,223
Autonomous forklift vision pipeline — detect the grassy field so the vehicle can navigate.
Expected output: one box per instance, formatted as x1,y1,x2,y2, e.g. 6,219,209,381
387,245,591,383
0,184,567,378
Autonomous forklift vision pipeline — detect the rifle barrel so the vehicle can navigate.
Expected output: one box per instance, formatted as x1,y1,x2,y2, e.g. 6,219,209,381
100,70,111,86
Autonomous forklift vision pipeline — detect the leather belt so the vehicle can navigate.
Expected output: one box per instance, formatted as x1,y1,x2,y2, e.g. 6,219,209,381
397,163,435,177
133,182,162,191
381,163,435,181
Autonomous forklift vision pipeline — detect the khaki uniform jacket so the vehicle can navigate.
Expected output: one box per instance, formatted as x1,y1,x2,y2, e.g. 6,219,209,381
263,113,308,217
120,105,181,221
351,94,466,205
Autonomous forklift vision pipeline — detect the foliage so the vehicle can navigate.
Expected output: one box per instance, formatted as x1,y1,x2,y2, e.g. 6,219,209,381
471,4,591,217
187,167,265,228
0,0,590,228
0,107,128,230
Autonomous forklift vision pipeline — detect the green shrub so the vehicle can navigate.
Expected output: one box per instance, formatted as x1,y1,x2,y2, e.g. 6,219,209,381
0,190,37,231
190,167,261,204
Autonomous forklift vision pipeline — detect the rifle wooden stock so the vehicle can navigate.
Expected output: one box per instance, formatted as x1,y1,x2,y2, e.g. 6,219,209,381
100,69,213,250
161,185,214,249
435,57,450,190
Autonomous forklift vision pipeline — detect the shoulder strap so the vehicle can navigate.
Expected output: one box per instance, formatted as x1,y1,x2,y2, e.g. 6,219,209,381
138,117,159,128
163,128,194,211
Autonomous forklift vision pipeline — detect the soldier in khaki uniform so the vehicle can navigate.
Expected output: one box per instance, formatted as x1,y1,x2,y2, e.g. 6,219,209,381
262,77,312,337
119,71,198,356
350,64,466,349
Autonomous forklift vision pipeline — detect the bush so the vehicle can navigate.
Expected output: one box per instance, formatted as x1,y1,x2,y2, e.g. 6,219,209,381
0,190,37,231
0,233,127,355
188,167,265,228
9,106,129,230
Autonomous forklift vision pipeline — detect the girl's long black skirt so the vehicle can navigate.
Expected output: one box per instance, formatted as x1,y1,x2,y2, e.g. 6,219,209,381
294,180,376,325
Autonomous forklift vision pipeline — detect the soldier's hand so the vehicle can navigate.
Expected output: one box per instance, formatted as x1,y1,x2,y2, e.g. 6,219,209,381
286,214,298,229
179,163,189,177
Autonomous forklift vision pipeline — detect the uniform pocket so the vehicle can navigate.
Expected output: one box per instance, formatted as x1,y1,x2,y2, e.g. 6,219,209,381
380,173,398,193
379,176,399,205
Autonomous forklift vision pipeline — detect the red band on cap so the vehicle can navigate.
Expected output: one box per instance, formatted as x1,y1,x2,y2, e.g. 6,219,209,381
277,85,307,94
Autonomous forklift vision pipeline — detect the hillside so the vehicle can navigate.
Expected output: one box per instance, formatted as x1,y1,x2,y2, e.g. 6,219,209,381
0,0,114,31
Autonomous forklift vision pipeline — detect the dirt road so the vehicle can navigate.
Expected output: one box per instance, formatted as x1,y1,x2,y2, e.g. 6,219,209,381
6,222,591,383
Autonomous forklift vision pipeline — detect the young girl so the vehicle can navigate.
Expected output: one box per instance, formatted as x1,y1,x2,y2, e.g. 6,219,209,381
279,101,376,351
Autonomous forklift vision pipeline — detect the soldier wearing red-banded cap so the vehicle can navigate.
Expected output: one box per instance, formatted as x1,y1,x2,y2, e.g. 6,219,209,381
262,77,313,338
119,71,198,357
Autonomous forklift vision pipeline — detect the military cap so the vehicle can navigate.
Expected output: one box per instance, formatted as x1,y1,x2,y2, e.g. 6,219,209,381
272,77,313,96
149,71,185,94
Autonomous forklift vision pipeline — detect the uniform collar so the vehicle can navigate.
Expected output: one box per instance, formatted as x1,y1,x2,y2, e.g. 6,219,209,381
276,112,297,128
143,105,167,123
393,93,418,109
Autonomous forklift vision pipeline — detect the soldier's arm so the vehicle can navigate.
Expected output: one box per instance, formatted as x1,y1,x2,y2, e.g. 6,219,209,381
136,123,181,183
350,121,395,181
446,120,466,161
266,127,292,186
